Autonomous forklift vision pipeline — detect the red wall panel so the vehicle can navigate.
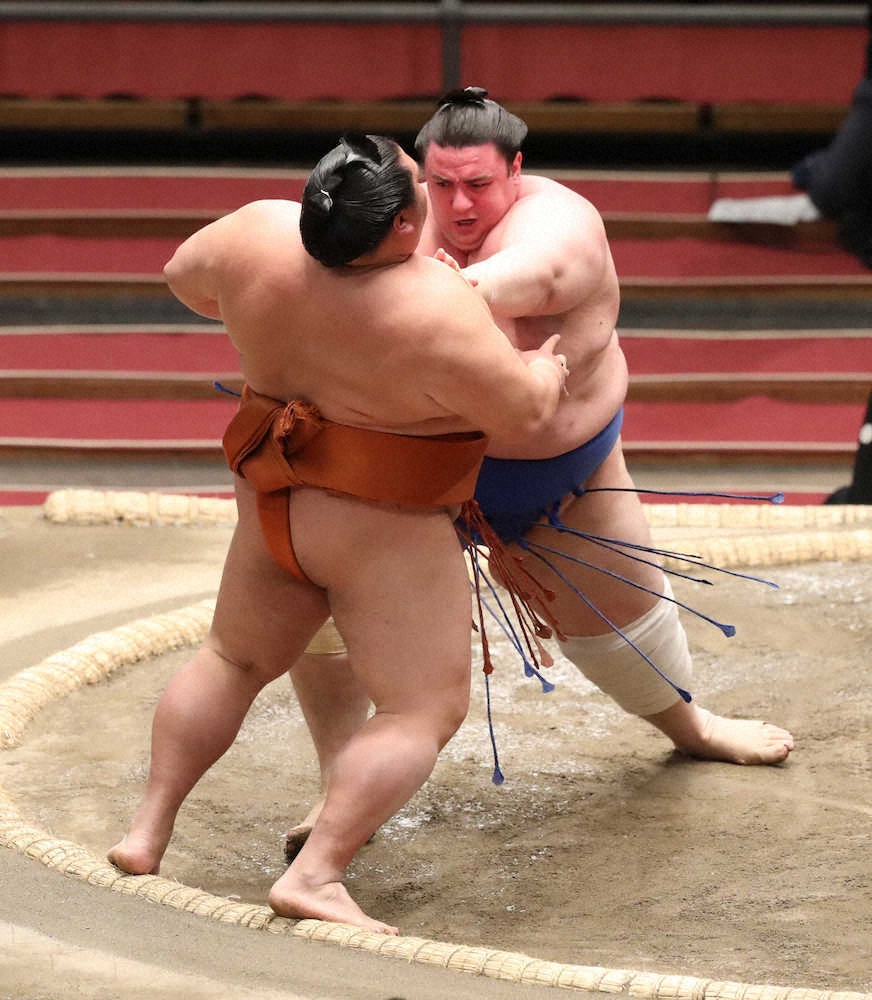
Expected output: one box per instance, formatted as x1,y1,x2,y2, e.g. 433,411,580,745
0,21,443,99
461,24,866,104
0,21,865,103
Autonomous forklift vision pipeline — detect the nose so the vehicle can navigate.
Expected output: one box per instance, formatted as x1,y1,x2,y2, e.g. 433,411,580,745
451,187,473,213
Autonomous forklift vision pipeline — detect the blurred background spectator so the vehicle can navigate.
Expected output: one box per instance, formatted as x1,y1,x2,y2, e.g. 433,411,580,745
792,3,872,269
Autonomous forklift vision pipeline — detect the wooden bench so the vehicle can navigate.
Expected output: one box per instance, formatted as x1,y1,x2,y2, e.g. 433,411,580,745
0,98,848,136
199,98,704,134
711,103,850,134
0,99,189,131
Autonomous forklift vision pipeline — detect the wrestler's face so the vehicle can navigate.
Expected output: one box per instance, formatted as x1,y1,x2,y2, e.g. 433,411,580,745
423,142,521,252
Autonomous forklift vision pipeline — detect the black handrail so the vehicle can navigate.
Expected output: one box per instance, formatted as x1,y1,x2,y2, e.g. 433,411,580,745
0,3,865,26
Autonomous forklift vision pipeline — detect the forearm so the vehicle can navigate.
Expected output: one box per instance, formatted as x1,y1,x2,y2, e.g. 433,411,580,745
463,246,556,318
478,351,566,442
524,355,565,421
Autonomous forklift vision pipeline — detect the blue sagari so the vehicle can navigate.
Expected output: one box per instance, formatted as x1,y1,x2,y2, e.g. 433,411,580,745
459,408,783,783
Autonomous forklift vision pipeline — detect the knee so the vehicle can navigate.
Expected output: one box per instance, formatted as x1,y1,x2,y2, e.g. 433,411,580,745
558,582,692,717
401,682,469,752
203,634,286,688
433,689,469,749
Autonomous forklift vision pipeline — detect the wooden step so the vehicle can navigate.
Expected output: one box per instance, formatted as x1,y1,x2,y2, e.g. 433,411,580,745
1,250,866,302
619,328,872,373
0,371,242,400
4,232,862,278
604,217,837,246
0,274,170,297
2,370,867,406
620,275,872,302
0,396,861,465
621,441,856,464
0,279,868,308
0,209,839,247
6,326,869,376
0,211,214,239
3,326,867,404
0,325,231,371
6,272,868,304
0,166,308,212
0,167,797,214
628,372,870,405
0,168,843,248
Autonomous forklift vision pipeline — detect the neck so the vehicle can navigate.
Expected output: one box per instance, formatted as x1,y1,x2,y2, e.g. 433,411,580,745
347,246,414,271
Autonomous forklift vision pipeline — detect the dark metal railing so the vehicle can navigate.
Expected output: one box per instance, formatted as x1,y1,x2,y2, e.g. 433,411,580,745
0,3,865,25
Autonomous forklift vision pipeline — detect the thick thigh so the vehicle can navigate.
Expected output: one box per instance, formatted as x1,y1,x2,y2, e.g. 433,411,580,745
517,438,664,634
290,490,472,721
208,477,330,681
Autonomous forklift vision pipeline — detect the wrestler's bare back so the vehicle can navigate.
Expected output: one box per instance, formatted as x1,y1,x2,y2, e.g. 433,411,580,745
173,198,558,443
119,176,573,936
420,174,626,458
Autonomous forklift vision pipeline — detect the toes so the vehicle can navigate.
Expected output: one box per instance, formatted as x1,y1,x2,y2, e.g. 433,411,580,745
369,921,400,935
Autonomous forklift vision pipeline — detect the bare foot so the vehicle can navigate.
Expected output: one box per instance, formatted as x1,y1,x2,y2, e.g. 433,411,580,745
678,707,794,765
648,701,794,765
107,833,163,875
269,874,398,935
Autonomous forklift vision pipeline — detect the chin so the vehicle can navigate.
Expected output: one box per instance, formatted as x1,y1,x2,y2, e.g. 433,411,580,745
453,228,483,250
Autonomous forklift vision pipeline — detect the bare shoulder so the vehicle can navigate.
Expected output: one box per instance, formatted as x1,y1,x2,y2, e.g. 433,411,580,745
405,255,491,313
206,200,302,274
386,256,495,339
509,176,604,239
224,199,301,234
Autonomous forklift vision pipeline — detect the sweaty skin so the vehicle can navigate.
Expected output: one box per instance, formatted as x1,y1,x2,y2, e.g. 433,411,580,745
107,148,568,934
419,141,793,757
286,142,793,860
421,148,622,458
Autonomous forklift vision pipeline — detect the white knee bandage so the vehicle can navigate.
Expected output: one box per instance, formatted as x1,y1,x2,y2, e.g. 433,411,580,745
558,581,692,717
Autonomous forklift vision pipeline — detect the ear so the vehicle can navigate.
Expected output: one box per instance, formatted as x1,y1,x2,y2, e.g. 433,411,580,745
510,151,523,182
392,208,417,236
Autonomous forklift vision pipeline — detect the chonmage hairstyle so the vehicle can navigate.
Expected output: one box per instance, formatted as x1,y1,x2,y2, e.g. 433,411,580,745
414,87,528,165
300,134,415,268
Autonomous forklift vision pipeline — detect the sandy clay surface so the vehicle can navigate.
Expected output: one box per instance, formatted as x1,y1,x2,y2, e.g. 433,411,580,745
1,505,870,999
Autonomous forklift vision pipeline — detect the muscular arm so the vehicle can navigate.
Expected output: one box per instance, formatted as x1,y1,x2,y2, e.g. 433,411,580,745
163,201,289,319
416,268,566,442
462,191,609,319
163,219,227,319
